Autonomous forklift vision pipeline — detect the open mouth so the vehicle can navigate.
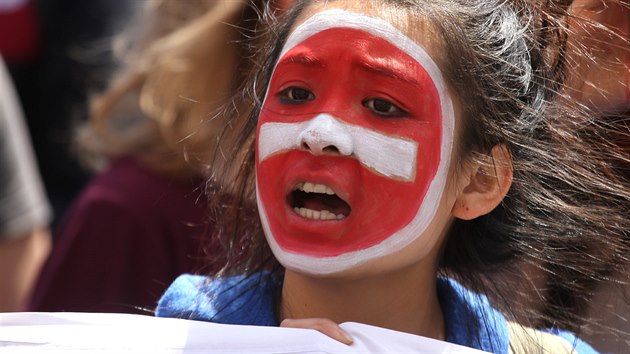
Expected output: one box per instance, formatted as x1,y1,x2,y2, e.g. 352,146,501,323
288,182,351,220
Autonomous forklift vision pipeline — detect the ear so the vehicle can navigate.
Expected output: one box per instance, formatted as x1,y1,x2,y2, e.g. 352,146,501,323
452,144,513,220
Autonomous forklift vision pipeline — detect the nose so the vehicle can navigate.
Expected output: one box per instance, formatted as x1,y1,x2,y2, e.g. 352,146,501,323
297,114,353,156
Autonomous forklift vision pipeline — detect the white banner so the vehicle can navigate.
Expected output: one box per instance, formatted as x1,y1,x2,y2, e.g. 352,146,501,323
0,312,487,353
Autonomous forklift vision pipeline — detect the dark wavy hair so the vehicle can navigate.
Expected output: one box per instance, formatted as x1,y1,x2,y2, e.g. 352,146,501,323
204,0,630,336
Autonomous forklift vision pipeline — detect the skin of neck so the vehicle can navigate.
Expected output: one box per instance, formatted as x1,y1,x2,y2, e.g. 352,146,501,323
279,251,446,341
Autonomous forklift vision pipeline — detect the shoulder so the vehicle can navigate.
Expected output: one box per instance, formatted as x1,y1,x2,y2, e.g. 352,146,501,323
506,322,599,354
52,157,206,255
69,157,202,218
79,158,164,202
52,163,159,248
438,278,598,354
156,272,280,326
438,277,510,353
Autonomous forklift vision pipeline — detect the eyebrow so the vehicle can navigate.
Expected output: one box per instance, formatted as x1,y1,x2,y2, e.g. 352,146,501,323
354,57,422,87
279,50,423,87
279,51,324,67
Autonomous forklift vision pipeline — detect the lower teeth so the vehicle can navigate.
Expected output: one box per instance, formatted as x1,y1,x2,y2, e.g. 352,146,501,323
294,207,344,220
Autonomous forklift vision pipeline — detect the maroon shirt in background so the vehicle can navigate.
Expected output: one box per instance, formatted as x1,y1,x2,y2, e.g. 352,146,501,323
27,157,214,314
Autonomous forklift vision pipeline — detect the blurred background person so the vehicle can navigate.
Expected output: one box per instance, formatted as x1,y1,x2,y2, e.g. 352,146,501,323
568,1,630,352
499,1,629,352
0,55,52,312
2,0,138,228
27,0,291,314
564,0,629,114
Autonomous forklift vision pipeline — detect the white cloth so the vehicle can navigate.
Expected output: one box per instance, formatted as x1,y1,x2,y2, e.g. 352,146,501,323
0,312,487,353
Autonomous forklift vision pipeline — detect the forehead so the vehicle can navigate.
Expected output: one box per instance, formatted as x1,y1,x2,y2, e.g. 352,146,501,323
277,27,432,91
291,1,442,59
278,8,447,96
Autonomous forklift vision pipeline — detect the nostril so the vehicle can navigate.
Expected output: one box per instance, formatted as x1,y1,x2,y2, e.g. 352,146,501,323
300,141,340,154
323,145,339,154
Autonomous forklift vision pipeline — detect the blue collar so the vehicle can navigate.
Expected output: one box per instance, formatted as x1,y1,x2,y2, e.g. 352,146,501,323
156,273,508,352
438,277,508,352
156,272,280,326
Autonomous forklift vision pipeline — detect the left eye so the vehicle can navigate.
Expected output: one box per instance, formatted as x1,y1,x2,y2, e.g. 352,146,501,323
363,98,408,118
279,87,315,104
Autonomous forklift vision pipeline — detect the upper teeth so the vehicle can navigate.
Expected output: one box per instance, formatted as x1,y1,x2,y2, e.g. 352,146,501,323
295,182,336,195
292,182,345,221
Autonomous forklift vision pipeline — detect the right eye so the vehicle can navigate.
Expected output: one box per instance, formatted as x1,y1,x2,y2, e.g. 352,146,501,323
279,87,315,104
363,98,408,118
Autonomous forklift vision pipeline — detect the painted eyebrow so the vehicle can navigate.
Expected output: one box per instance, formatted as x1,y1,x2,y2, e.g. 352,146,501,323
279,49,423,86
279,51,323,67
354,57,422,87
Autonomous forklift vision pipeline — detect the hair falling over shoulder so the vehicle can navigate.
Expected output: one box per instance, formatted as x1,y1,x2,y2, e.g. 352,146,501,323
208,0,630,336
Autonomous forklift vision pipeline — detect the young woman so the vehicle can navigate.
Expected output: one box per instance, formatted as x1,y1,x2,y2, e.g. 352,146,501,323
156,0,630,352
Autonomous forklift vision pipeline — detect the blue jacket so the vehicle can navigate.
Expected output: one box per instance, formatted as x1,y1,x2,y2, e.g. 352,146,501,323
156,272,597,353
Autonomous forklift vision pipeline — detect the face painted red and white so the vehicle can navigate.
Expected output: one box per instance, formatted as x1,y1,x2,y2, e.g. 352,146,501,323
256,9,455,275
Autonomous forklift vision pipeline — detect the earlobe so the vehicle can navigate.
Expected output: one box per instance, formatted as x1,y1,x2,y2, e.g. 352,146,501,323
452,144,513,220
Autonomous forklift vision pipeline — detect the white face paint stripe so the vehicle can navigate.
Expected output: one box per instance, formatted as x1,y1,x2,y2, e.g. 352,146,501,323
258,123,303,160
258,114,418,181
257,9,456,275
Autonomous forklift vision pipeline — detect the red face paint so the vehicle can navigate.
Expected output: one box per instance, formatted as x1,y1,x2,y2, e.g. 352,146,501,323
256,28,444,257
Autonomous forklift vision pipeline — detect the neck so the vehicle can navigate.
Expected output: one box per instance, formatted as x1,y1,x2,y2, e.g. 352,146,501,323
279,263,445,341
